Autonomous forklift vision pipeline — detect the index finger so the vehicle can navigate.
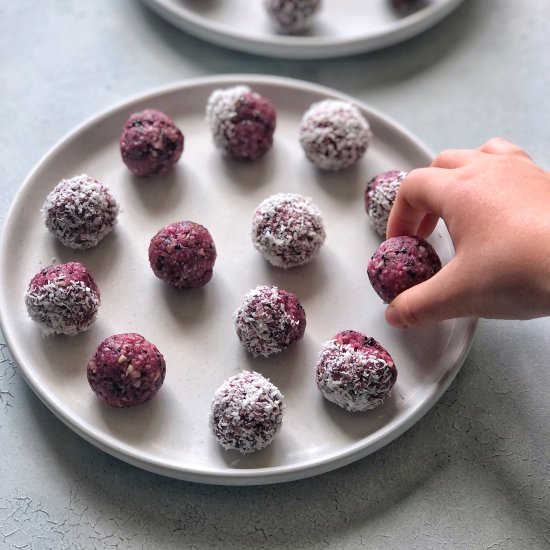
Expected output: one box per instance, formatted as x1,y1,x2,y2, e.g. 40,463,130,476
386,167,450,238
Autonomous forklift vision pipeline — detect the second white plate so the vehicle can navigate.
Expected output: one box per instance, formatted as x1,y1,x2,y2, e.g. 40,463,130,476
140,0,464,58
0,75,476,485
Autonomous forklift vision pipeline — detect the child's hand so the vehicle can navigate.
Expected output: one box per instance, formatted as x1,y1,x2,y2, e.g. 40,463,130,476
385,138,550,328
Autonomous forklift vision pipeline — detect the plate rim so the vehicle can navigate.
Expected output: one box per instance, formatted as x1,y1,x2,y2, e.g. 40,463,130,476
139,0,465,58
0,74,478,485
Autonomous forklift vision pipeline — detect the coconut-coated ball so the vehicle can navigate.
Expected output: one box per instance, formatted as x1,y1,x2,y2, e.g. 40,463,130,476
209,371,285,453
42,174,119,250
316,330,397,412
24,262,100,336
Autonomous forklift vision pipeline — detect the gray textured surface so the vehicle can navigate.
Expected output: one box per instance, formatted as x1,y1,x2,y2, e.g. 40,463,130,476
1,1,549,548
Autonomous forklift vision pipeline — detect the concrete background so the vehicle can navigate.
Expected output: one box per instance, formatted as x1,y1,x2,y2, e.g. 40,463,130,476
1,1,549,548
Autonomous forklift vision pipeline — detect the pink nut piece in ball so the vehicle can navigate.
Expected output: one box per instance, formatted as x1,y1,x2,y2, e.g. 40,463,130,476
87,333,166,408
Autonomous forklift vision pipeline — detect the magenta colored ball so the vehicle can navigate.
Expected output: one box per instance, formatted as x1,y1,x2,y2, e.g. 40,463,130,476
120,109,184,177
87,333,166,408
148,221,217,289
206,85,276,161
367,235,442,303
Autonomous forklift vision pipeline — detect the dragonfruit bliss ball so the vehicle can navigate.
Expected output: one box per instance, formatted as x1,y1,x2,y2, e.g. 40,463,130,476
42,174,119,250
209,371,285,453
119,108,184,177
206,85,276,161
87,333,166,408
148,221,217,289
263,0,322,33
365,170,407,237
367,235,442,303
252,193,326,268
299,99,372,171
234,285,306,357
316,330,397,412
24,262,100,336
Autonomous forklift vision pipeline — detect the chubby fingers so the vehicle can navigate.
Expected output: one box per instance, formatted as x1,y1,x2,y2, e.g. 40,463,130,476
386,167,449,239
384,259,473,328
478,137,533,159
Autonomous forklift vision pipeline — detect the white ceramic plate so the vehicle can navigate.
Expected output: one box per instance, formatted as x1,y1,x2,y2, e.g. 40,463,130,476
0,75,476,485
140,0,464,58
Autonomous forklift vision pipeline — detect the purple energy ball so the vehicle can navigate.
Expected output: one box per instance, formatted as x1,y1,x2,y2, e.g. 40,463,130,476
87,333,166,408
263,0,322,33
209,371,285,453
119,109,184,177
251,193,326,268
42,174,119,250
299,99,372,171
316,330,397,412
24,262,100,336
206,85,276,161
365,170,407,236
367,236,442,303
148,221,217,289
234,285,306,357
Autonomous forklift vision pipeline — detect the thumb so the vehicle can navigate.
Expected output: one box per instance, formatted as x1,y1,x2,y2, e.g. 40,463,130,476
384,260,473,328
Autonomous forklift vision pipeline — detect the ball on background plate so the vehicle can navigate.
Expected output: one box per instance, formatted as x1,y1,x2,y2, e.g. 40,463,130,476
42,174,119,250
316,330,397,412
24,262,100,336
119,108,184,177
209,371,285,453
263,0,322,33
367,235,442,303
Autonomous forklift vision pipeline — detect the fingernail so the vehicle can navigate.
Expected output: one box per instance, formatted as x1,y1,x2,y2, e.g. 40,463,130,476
385,305,408,329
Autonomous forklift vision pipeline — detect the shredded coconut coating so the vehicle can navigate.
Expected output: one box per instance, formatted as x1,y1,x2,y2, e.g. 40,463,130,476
209,371,285,453
42,174,119,250
365,170,407,236
24,262,100,336
299,99,372,171
234,285,306,357
367,235,442,303
251,193,326,268
206,85,276,161
316,330,397,412
87,333,166,408
148,221,217,289
263,0,322,33
119,108,184,177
